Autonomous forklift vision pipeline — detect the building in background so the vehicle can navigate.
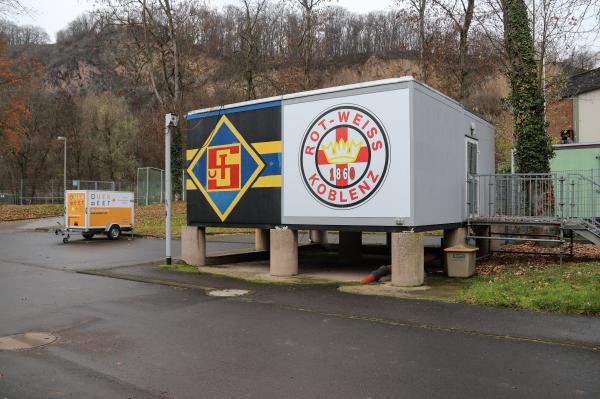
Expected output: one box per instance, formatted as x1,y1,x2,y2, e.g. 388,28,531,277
548,67,600,172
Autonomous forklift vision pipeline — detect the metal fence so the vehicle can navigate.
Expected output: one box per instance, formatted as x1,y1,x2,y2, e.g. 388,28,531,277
468,169,600,222
1,168,183,206
0,179,134,205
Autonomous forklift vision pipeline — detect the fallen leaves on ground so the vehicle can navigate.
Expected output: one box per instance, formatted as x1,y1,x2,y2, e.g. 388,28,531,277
135,202,187,238
477,242,600,276
0,204,63,222
134,202,252,237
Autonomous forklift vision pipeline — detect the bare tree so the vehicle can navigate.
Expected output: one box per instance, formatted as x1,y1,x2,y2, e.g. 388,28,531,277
526,0,600,112
432,0,475,103
0,20,49,45
395,0,429,82
98,0,197,113
239,0,268,99
0,0,25,17
291,0,330,88
97,0,201,192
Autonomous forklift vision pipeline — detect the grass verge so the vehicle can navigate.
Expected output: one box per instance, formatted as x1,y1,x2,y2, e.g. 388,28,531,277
0,204,63,222
160,263,199,273
459,262,600,315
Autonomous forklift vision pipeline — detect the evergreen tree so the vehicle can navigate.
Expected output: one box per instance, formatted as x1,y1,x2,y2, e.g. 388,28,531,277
502,0,553,173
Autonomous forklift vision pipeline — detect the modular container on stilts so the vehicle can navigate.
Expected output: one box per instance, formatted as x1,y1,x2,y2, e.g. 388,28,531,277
183,77,495,283
185,77,495,230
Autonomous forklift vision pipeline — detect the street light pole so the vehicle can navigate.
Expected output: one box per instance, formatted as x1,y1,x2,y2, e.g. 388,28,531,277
164,113,178,266
57,136,67,222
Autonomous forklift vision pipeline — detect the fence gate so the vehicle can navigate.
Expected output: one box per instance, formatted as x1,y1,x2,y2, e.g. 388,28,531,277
136,167,164,205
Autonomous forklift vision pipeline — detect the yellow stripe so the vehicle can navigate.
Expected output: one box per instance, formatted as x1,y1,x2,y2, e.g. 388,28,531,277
186,179,197,190
186,149,197,161
252,141,281,154
252,175,282,188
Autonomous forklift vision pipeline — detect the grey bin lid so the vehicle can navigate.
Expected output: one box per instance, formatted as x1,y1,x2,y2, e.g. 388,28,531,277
444,244,478,253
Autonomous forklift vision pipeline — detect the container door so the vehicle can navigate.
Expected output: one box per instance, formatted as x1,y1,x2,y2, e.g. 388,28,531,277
466,138,478,216
66,191,86,228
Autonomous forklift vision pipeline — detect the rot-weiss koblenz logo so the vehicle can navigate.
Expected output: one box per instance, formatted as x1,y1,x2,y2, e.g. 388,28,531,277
299,105,390,208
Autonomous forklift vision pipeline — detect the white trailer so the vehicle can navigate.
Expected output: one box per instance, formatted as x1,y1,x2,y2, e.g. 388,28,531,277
57,190,134,243
185,77,495,231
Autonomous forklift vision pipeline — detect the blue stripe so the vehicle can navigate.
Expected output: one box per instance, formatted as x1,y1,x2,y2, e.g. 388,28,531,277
260,153,281,176
187,101,282,120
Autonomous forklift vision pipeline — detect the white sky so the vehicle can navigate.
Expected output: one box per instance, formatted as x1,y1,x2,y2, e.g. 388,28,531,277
14,0,396,42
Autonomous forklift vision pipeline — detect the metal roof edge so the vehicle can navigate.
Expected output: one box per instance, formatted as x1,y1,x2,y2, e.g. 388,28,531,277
574,86,600,97
185,76,494,129
187,95,283,117
553,142,600,149
186,77,414,117
281,77,414,100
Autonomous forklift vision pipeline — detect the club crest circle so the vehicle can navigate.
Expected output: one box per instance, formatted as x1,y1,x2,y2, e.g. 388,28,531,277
299,105,390,208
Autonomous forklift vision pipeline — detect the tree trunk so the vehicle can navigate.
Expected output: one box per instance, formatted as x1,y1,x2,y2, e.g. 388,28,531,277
457,0,474,104
304,10,313,88
418,0,427,82
502,0,552,174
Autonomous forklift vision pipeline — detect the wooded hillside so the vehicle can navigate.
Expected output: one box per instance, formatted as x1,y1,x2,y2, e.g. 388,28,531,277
0,0,597,197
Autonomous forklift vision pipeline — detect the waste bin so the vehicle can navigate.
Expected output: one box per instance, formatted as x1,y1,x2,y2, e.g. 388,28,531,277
444,245,478,278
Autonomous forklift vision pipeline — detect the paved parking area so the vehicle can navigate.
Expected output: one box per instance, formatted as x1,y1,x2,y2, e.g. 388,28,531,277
0,220,258,271
1,220,599,398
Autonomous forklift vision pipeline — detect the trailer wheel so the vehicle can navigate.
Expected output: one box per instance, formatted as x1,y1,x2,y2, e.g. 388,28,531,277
107,225,121,240
82,233,94,240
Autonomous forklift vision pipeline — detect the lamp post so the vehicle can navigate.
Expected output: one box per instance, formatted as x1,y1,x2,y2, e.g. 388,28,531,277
57,136,67,221
164,113,178,266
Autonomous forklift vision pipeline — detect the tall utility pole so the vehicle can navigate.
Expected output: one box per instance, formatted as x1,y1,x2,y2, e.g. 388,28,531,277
57,136,67,221
164,113,178,266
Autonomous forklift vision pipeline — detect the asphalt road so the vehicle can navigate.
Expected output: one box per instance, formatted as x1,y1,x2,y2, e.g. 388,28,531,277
1,221,599,398
0,219,258,270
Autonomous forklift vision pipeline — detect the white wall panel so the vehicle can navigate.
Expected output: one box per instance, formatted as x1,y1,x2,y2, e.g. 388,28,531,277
282,89,411,224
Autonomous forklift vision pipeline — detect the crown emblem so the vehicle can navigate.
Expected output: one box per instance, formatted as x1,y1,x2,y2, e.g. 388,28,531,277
320,138,364,164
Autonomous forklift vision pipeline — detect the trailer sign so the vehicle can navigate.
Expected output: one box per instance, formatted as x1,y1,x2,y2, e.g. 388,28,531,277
300,105,389,208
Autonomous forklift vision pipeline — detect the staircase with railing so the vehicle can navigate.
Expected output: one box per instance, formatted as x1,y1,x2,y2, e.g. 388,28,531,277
466,169,600,252
563,218,600,245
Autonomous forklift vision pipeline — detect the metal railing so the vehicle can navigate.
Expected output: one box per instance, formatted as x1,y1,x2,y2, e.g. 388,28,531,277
467,169,600,223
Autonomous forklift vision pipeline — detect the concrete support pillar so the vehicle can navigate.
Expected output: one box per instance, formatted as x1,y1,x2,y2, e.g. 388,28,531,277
443,227,467,248
489,225,503,252
391,232,424,287
386,232,392,252
473,225,490,257
339,231,362,265
270,228,298,276
255,229,270,251
181,226,206,266
310,230,328,245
